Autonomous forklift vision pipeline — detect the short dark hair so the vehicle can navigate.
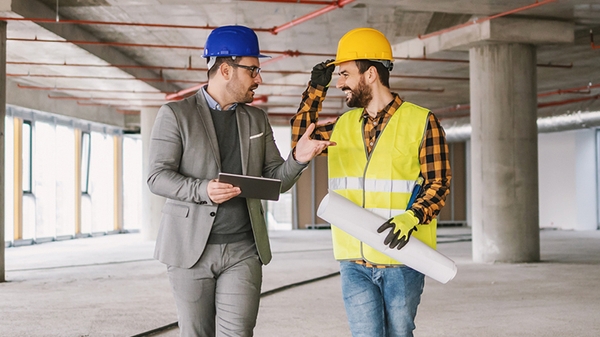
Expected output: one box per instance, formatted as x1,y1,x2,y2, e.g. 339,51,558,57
206,57,240,79
355,60,390,88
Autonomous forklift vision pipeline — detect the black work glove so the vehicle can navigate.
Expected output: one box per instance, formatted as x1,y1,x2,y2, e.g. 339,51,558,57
376,210,420,250
310,59,335,87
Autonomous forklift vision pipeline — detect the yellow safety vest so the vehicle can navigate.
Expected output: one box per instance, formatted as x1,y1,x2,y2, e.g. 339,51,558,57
328,102,437,265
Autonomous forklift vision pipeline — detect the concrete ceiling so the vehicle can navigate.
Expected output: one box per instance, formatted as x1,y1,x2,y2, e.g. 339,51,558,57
1,0,600,130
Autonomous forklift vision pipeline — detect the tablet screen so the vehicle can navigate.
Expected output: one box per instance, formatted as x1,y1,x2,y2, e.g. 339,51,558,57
218,173,282,201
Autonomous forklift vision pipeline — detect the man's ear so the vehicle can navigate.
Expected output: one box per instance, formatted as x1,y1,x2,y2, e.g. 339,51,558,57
366,66,378,84
220,63,232,81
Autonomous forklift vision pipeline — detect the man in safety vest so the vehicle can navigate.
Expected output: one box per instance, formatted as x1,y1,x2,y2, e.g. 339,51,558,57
291,27,452,337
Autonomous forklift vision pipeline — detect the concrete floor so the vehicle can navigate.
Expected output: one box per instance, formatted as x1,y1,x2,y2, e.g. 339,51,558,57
1,227,599,337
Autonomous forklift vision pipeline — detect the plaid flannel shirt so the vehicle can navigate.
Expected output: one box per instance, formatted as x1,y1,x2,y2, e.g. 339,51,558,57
291,82,452,224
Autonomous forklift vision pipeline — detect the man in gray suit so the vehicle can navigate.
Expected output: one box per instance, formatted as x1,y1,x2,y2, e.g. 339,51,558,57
147,25,333,337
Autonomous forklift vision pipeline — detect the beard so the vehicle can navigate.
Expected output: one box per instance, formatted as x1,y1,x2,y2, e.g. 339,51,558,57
226,71,257,104
343,76,372,108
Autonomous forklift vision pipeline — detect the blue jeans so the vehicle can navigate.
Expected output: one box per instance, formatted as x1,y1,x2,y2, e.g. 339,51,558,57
340,261,425,337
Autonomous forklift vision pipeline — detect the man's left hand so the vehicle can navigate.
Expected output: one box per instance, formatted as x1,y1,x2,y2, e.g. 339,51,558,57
377,210,420,250
310,59,336,87
294,123,336,163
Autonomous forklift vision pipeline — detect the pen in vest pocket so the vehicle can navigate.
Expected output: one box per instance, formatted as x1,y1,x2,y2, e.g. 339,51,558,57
406,177,424,211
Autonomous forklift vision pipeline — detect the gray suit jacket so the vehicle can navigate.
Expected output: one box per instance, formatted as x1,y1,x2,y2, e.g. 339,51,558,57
147,91,306,268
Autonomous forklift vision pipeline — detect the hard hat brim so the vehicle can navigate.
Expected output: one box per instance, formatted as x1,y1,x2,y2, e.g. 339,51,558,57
202,53,271,59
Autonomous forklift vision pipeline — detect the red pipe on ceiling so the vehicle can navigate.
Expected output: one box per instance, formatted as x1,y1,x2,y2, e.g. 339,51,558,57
268,112,340,119
7,39,572,69
8,60,176,70
8,73,164,82
419,0,557,40
22,76,594,113
7,37,205,50
77,101,161,108
116,109,143,115
17,83,163,94
16,73,399,89
0,16,273,33
271,0,356,34
433,83,600,115
164,83,444,101
537,94,600,109
261,54,291,66
47,94,166,102
7,61,472,81
436,93,600,119
538,83,600,97
164,83,206,100
245,0,337,4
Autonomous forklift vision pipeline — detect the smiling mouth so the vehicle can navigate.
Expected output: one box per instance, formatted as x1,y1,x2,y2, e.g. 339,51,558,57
340,87,351,97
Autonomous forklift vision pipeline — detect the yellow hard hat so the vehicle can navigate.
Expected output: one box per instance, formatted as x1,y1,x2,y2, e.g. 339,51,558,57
329,28,393,66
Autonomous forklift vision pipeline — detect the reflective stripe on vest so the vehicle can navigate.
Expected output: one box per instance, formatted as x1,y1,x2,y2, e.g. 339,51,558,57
330,177,415,194
327,101,437,265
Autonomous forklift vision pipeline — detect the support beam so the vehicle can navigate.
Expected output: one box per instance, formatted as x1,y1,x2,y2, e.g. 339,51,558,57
393,17,573,59
470,43,540,263
113,135,124,232
0,20,6,282
12,118,22,241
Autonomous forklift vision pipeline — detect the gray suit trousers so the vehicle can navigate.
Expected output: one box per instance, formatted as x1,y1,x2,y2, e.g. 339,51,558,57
167,239,262,337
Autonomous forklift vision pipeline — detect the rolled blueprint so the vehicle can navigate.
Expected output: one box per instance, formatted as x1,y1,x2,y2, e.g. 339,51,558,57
317,191,458,284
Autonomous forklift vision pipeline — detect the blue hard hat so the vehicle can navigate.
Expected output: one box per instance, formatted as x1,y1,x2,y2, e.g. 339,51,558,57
203,25,269,58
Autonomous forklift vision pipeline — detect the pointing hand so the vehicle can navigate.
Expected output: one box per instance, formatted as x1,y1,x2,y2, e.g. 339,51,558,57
294,123,336,163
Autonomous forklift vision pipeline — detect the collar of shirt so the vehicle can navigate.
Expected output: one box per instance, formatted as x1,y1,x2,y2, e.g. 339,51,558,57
201,85,237,111
359,93,403,122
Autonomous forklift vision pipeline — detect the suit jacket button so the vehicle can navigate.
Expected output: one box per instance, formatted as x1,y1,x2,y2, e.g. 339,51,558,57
210,212,216,217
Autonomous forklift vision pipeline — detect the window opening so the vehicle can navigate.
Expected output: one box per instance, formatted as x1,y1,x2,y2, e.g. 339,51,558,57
81,131,91,194
22,121,32,194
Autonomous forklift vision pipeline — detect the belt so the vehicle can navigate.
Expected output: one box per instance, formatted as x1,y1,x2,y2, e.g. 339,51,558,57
351,260,400,269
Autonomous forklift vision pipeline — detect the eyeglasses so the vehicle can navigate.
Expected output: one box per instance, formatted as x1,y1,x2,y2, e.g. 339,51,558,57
231,64,261,78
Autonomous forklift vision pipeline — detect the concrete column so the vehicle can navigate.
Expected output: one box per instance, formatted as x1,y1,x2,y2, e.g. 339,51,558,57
1,21,7,282
470,43,540,263
113,135,124,232
141,107,164,241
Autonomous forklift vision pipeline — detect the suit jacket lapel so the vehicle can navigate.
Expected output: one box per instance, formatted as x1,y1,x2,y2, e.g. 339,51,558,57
194,91,221,171
237,105,250,175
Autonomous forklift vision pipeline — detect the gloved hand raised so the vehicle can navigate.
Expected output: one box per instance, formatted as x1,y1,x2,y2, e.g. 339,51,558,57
310,59,335,87
377,210,420,250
